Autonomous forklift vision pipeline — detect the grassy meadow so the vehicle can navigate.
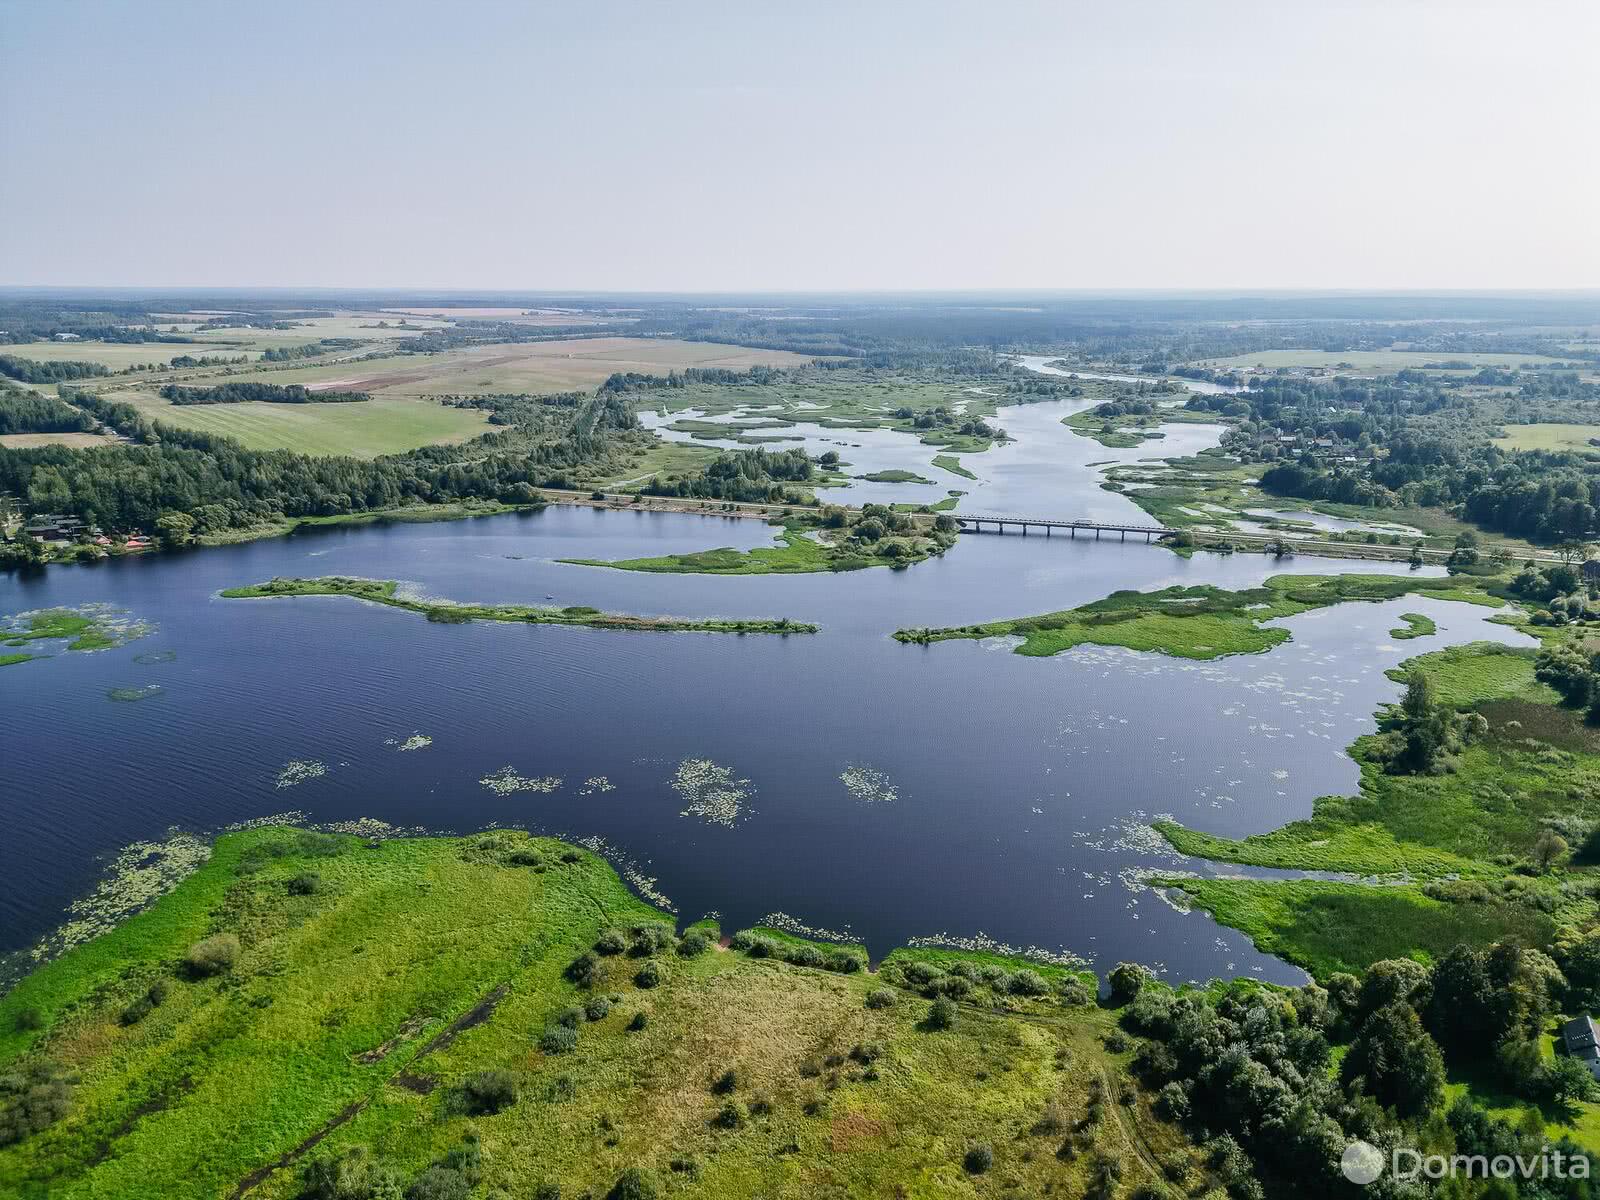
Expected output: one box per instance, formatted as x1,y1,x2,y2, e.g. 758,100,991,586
106,390,491,457
1492,423,1600,453
0,828,1203,1199
1186,349,1578,373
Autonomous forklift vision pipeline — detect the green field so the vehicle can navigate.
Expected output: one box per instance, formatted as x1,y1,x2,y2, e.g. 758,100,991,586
0,342,239,369
0,827,1198,1199
1492,423,1600,452
109,390,490,457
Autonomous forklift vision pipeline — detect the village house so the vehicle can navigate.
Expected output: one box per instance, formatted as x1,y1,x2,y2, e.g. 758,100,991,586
1562,1015,1600,1080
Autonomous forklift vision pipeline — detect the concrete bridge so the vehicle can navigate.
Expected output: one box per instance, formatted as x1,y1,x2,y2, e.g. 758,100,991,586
954,513,1176,542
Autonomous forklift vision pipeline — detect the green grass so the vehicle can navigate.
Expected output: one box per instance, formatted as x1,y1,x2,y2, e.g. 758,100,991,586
0,828,1203,1199
1162,878,1557,977
895,573,1502,660
931,454,976,480
1,608,145,653
221,576,816,635
1390,612,1436,640
110,390,491,457
1492,423,1600,453
0,652,35,666
1383,642,1552,708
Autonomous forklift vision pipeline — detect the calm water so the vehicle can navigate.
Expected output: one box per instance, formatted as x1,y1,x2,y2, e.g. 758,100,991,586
0,501,1531,986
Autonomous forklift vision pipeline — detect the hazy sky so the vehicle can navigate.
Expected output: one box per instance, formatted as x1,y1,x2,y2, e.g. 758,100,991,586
3,0,1596,291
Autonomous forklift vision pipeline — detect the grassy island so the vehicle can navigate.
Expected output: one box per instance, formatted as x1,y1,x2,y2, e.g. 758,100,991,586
855,469,934,484
565,509,956,575
0,827,1205,1199
1391,611,1437,639
894,573,1499,660
220,577,815,635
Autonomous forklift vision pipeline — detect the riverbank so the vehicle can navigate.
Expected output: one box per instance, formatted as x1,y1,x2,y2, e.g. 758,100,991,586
0,826,1192,1199
220,576,817,635
1148,591,1600,983
894,572,1502,660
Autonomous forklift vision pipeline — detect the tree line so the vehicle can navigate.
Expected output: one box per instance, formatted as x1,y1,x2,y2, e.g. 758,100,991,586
0,356,111,383
157,382,369,405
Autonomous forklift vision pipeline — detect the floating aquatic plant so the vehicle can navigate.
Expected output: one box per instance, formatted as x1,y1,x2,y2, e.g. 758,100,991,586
578,776,615,795
839,764,898,804
480,766,562,795
276,760,328,789
132,650,176,665
577,835,676,911
758,911,858,945
107,684,164,702
24,831,210,966
903,930,1088,969
672,758,752,827
384,733,433,752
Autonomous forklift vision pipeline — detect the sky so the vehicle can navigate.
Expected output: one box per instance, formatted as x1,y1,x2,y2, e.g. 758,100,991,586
2,0,1597,292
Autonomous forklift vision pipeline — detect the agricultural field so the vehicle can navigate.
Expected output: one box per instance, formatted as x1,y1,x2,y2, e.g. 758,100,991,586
0,341,233,369
106,389,490,458
0,431,118,450
1492,422,1600,453
183,337,818,397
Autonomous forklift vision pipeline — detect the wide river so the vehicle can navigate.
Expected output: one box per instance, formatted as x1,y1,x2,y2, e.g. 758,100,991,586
0,388,1531,985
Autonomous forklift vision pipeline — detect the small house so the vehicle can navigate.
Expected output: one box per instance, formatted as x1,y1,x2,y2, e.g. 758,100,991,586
1562,1015,1600,1080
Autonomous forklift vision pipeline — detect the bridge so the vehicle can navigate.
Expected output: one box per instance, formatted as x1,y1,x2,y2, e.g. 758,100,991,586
954,514,1176,542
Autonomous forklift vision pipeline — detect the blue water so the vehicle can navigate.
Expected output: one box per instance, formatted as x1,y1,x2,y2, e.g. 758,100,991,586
0,503,1532,986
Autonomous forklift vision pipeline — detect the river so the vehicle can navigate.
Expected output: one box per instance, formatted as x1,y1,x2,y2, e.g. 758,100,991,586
0,389,1532,986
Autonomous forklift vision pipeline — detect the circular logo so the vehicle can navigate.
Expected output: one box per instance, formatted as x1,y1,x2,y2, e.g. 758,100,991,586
1341,1140,1384,1186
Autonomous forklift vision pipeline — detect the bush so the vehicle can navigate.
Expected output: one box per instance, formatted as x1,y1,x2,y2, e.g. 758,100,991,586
1006,969,1050,996
12,1008,43,1033
925,996,957,1031
506,848,543,868
566,952,600,988
534,1185,561,1200
1058,977,1094,1006
1107,961,1151,1004
407,1164,471,1200
607,1168,659,1200
554,1006,584,1029
299,1145,403,1200
634,960,662,989
457,1069,520,1115
595,928,628,955
964,1143,994,1174
730,930,779,958
898,960,943,986
786,944,826,968
677,930,711,957
865,987,897,1009
119,981,169,1026
629,924,674,957
286,872,322,895
713,1099,746,1129
184,933,240,978
584,995,612,1022
827,951,864,973
540,1024,578,1055
1032,1099,1068,1135
627,1011,648,1032
0,1061,74,1147
711,1068,740,1095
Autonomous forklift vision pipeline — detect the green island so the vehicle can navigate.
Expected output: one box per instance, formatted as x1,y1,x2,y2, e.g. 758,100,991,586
564,506,958,575
931,453,976,480
220,577,816,636
1391,611,1437,639
854,469,934,484
1,606,151,657
894,573,1497,659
